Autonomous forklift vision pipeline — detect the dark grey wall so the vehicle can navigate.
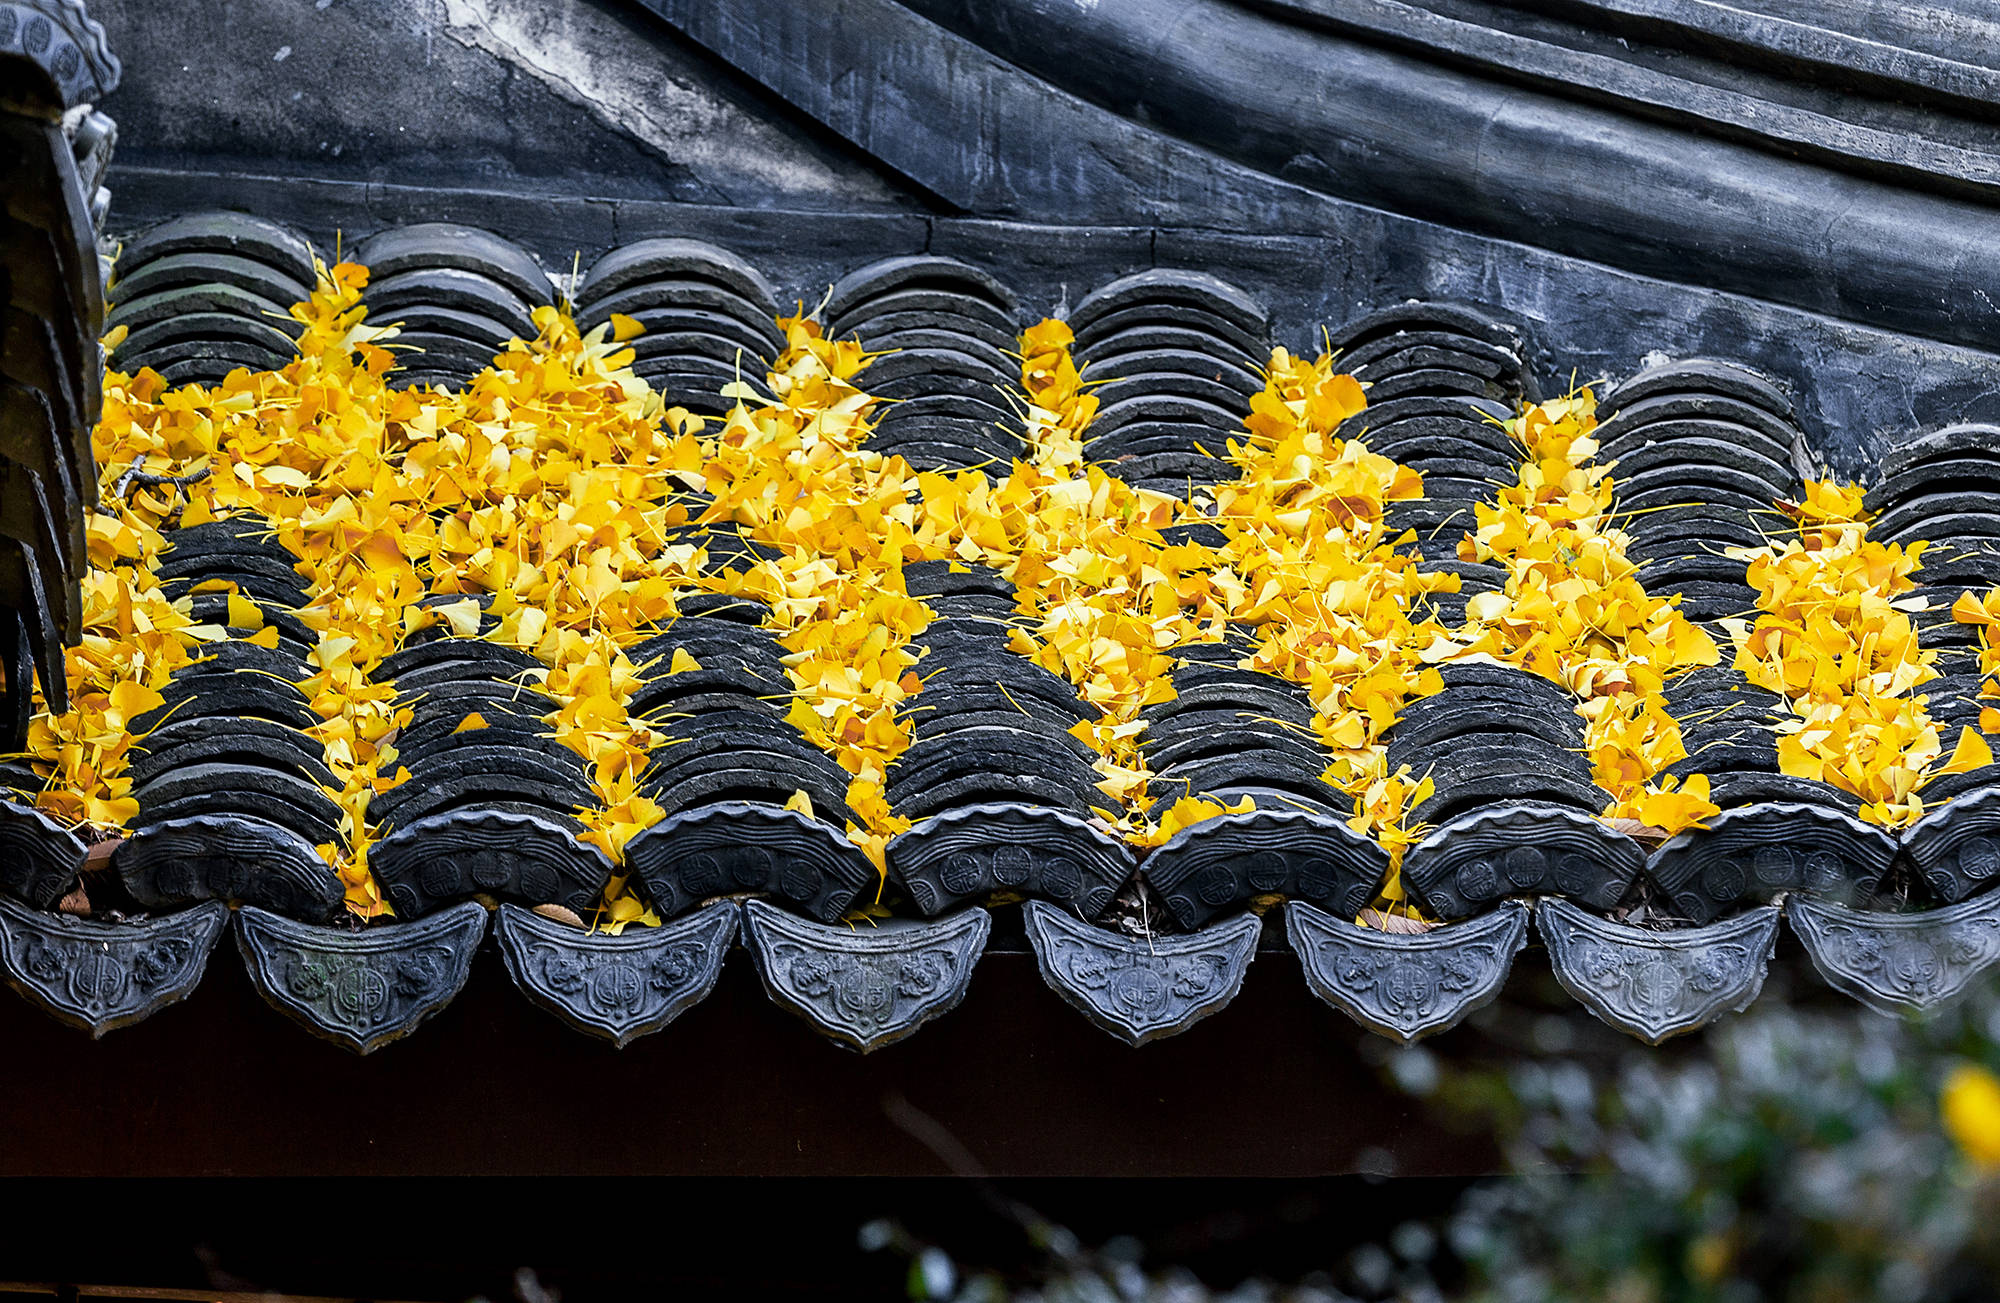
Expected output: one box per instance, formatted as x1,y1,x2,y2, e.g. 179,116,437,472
91,0,926,211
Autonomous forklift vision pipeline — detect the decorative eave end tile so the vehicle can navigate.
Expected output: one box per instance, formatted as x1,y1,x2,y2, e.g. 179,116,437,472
1786,890,2000,1016
1537,898,1780,1044
495,900,738,1047
1646,802,1895,923
1403,803,1644,919
1023,900,1259,1047
116,813,343,923
741,898,989,1052
1901,786,2000,904
0,898,227,1037
626,801,875,923
0,798,85,909
888,802,1133,919
1285,899,1529,1043
1145,809,1387,931
369,808,614,919
235,902,488,1054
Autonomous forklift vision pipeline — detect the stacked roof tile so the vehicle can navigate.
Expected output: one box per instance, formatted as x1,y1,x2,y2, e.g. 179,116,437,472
4,210,2000,1054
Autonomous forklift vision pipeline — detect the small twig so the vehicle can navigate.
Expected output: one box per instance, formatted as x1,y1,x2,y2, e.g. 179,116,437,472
110,456,211,504
108,454,144,499
881,1092,1086,1268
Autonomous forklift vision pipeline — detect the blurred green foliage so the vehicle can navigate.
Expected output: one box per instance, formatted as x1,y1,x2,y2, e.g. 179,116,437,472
865,980,2000,1301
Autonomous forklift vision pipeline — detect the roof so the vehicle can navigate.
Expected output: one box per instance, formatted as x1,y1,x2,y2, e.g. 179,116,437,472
3,206,2000,1055
9,1,2000,1069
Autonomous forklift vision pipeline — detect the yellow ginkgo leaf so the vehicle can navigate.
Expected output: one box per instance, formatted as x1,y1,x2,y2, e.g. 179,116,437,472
1943,726,1993,775
108,680,164,727
436,597,483,639
453,712,489,734
225,593,264,630
667,647,702,674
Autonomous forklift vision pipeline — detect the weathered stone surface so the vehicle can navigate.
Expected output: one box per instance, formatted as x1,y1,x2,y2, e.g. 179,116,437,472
235,902,487,1054
1286,899,1529,1043
1787,890,2000,1017
0,897,225,1036
741,898,988,1052
1538,899,1780,1043
494,900,737,1048
1024,900,1258,1047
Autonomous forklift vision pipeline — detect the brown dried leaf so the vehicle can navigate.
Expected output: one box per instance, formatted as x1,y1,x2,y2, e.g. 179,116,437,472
57,883,91,916
531,903,586,929
1603,816,1673,847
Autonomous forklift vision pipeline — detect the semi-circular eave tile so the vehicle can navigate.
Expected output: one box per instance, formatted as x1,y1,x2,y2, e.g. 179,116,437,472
1144,808,1386,931
1645,802,1897,923
886,802,1134,920
1537,898,1781,1044
0,797,85,908
1786,889,2000,1017
741,898,989,1052
494,900,738,1048
1402,802,1646,919
234,901,487,1054
115,812,344,923
1,0,122,105
1285,898,1530,1043
1900,784,2000,904
367,807,614,920
624,801,875,923
1023,900,1259,1047
0,897,227,1037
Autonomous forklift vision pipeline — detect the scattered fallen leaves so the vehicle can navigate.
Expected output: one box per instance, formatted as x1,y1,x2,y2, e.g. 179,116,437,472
1456,390,1721,837
1729,480,1984,826
26,269,1993,927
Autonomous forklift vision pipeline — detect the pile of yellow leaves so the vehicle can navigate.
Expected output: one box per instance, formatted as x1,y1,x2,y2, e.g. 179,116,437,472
1951,586,2000,733
915,325,1449,871
27,504,195,830
697,311,934,871
1726,479,1988,826
43,264,727,921
1196,349,1456,881
1455,391,1722,835
908,320,1192,831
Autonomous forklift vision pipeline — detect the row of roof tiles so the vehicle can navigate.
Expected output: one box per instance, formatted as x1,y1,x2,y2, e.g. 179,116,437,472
1,873,1994,1052
8,210,2000,1047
